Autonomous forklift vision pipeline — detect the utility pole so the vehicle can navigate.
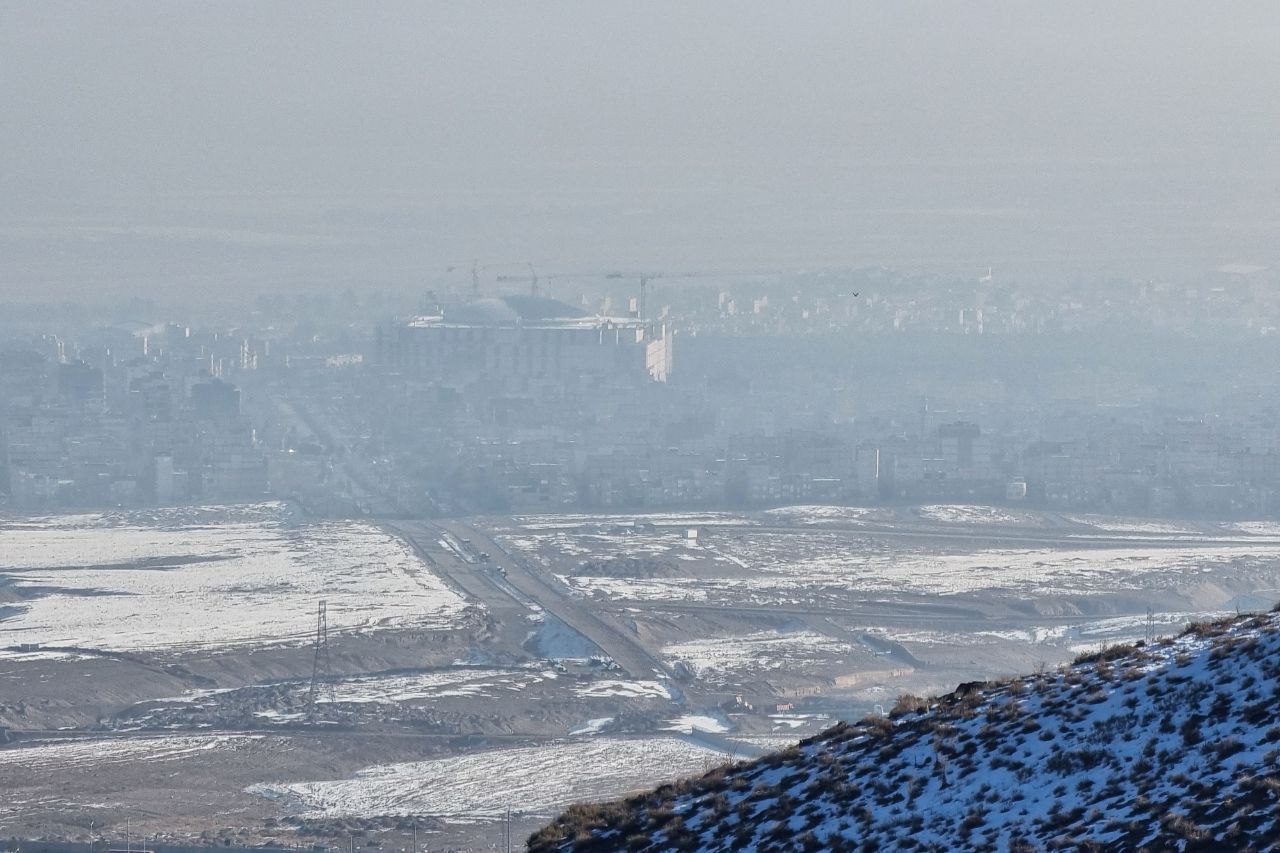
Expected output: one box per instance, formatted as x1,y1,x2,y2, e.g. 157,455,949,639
506,807,512,853
307,599,335,721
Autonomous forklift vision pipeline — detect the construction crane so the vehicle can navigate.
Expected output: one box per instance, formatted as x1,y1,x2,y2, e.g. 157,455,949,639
494,263,541,297
469,261,537,297
489,266,784,318
504,270,660,318
572,268,784,319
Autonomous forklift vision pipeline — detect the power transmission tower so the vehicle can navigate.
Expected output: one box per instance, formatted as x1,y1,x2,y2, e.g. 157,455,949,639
307,599,335,720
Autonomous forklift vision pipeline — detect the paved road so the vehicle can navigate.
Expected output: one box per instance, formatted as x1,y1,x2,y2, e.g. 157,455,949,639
438,520,672,680
386,519,670,680
385,520,542,662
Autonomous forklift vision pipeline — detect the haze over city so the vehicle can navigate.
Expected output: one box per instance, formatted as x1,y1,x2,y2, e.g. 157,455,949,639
3,1,1280,305
4,4,1280,852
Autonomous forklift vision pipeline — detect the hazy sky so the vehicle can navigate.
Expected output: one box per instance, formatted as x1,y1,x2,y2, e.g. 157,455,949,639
2,2,1279,301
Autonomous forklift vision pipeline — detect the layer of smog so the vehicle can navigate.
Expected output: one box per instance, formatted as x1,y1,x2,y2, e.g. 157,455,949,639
3,3,1279,852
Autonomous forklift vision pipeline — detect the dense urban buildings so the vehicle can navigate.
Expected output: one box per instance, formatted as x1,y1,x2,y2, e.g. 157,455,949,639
4,266,1280,518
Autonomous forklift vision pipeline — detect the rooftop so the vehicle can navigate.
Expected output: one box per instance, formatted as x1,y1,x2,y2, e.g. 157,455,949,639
407,295,650,330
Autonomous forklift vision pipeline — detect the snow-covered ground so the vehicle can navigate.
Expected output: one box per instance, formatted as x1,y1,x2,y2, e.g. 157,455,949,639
768,712,832,731
248,736,728,822
863,628,998,647
509,506,1280,607
860,612,1219,652
559,536,1280,602
978,611,1218,648
726,733,808,751
539,611,1280,851
1063,514,1202,535
510,512,754,531
505,530,714,562
0,504,470,652
662,631,856,684
915,504,1047,526
0,733,266,771
662,713,730,734
324,668,558,704
0,649,99,662
573,680,673,700
509,513,1280,611
762,505,895,525
569,717,614,736
1226,520,1280,537
727,532,1280,597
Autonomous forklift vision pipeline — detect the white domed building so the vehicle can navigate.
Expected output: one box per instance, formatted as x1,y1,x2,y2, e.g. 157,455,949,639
377,294,672,390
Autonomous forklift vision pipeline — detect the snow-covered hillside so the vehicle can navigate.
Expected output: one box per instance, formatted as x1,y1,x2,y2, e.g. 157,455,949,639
531,608,1280,851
